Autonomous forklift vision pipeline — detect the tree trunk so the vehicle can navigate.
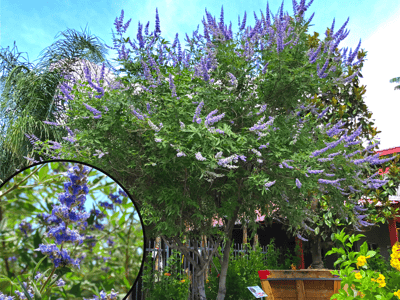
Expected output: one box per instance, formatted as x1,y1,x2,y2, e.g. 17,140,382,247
310,236,324,269
193,266,207,300
216,237,233,300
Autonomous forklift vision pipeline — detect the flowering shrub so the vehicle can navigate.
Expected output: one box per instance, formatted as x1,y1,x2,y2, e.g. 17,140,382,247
21,1,399,298
326,228,400,299
0,161,143,299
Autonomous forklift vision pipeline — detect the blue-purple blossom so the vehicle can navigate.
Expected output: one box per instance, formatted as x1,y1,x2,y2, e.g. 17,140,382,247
281,161,294,169
56,278,66,287
148,120,162,132
250,148,262,157
195,152,207,161
264,180,276,190
192,101,204,122
308,169,324,174
296,233,309,242
217,154,239,169
131,106,145,120
205,110,225,126
99,201,114,210
94,223,104,231
93,149,108,159
302,221,315,232
177,151,186,157
15,288,34,300
296,178,302,189
118,188,127,198
8,256,17,262
19,220,33,236
43,121,61,126
83,289,119,300
83,103,102,116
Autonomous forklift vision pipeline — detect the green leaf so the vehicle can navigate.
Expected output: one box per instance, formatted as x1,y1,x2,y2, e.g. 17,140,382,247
17,276,34,300
314,227,320,235
69,283,82,297
32,256,47,279
360,242,368,254
30,281,42,300
119,213,126,227
123,276,131,289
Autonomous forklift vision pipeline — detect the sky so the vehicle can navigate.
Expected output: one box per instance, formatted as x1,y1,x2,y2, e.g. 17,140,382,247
1,0,400,153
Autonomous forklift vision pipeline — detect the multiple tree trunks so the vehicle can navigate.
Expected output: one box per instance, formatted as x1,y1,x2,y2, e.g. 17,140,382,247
259,270,364,300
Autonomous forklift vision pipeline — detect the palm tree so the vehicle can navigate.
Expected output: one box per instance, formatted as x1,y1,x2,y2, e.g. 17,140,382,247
0,23,123,183
389,76,400,90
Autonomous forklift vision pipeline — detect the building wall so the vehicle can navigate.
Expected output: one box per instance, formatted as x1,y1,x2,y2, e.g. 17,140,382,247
353,223,392,261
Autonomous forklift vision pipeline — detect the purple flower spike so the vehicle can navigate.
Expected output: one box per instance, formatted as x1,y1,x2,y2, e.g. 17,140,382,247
193,101,204,122
296,178,302,189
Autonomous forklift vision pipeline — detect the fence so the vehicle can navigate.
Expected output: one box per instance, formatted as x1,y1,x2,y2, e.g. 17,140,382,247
127,237,270,300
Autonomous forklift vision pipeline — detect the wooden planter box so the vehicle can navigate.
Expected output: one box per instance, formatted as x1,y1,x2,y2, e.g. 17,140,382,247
258,269,364,300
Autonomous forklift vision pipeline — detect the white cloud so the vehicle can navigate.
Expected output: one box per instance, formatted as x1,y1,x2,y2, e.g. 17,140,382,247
357,6,400,150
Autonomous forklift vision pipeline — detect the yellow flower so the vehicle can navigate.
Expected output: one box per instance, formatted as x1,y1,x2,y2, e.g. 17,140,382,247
372,274,386,288
291,263,297,270
393,289,400,298
355,273,362,280
206,279,209,283
377,274,385,281
356,255,370,268
180,279,185,283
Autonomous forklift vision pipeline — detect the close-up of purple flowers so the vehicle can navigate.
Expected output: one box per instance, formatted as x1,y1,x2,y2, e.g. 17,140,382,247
0,162,143,299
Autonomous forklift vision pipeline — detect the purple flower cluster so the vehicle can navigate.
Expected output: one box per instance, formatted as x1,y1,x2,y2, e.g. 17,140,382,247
308,169,324,174
195,152,207,161
217,154,241,169
250,148,262,157
249,116,275,132
295,178,302,189
35,164,91,269
0,292,15,300
15,284,34,300
83,102,102,119
83,289,119,300
99,201,114,210
280,160,294,169
192,101,204,123
264,180,276,191
205,109,225,127
35,244,80,268
18,220,33,236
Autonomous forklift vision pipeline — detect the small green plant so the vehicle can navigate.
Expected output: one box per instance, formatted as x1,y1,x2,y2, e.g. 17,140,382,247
205,240,271,300
265,238,282,269
141,249,191,300
366,246,392,275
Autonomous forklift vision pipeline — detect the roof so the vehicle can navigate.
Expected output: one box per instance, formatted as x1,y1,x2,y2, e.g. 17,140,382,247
376,146,400,157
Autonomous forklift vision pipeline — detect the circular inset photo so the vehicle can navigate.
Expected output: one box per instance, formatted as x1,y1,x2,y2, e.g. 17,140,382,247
0,160,144,300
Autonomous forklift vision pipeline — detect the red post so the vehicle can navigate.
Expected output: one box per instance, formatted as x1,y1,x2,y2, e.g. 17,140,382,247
295,236,305,269
388,218,399,247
